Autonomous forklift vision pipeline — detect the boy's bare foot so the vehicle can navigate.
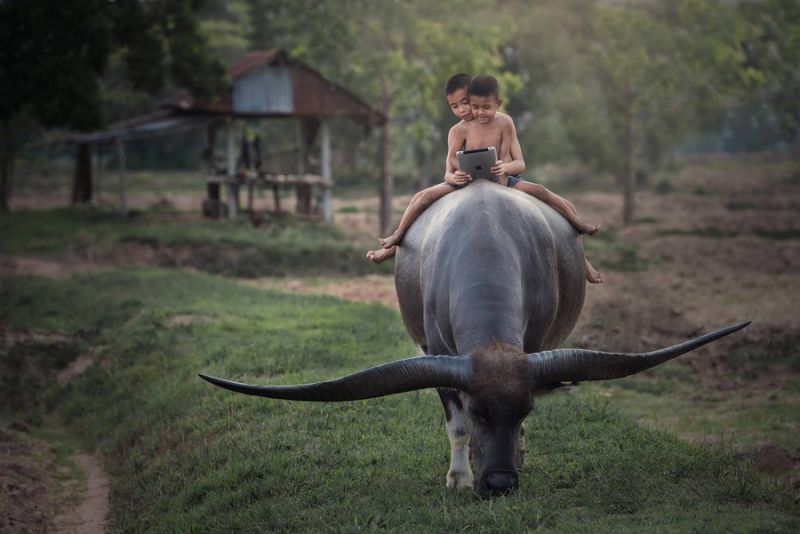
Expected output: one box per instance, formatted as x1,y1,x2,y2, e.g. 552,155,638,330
586,259,604,284
366,246,396,263
575,221,600,236
380,232,403,249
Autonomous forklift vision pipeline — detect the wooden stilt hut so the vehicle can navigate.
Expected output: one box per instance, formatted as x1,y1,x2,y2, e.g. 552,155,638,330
67,49,387,222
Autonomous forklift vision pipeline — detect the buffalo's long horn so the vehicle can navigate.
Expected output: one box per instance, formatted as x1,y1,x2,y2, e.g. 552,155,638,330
199,355,471,401
527,322,750,387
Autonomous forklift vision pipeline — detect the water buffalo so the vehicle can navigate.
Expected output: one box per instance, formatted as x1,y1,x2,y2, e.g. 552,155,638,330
200,180,748,495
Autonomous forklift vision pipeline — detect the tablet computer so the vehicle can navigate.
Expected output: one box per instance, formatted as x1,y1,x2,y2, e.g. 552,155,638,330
457,147,497,180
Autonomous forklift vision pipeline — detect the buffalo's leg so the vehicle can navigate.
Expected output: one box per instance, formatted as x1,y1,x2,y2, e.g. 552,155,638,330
437,388,473,490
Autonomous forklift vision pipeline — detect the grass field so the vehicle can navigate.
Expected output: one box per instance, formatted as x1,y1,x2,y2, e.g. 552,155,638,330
2,269,798,532
2,155,799,531
0,207,391,277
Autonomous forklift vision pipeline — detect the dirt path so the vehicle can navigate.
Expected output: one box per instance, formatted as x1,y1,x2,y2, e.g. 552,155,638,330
244,274,399,309
52,453,109,534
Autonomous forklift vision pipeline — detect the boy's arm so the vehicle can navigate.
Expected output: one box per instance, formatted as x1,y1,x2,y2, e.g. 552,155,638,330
491,114,526,177
444,123,470,186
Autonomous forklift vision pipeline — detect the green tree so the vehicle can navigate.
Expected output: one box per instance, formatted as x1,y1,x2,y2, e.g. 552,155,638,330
198,0,251,64
740,0,800,142
0,0,225,211
503,0,763,225
590,0,760,223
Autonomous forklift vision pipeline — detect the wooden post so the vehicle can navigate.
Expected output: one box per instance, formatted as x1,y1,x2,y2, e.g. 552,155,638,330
379,74,393,236
226,118,238,219
295,119,314,215
116,138,128,217
94,144,103,205
203,122,218,174
72,143,93,204
320,120,332,223
272,182,281,213
296,120,305,175
420,148,432,189
623,80,636,226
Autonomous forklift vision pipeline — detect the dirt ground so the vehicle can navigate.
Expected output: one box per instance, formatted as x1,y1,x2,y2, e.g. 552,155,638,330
0,428,57,533
2,155,799,525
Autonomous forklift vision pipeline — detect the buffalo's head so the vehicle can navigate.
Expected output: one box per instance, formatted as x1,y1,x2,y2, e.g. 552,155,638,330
200,322,748,495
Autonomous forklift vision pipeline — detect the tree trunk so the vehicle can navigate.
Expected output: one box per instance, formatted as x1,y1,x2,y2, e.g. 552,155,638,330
72,143,93,204
379,74,393,236
623,81,636,226
419,145,431,189
0,120,13,212
0,157,10,212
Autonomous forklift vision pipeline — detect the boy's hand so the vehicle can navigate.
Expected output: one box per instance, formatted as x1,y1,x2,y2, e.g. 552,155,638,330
491,160,507,177
447,170,472,186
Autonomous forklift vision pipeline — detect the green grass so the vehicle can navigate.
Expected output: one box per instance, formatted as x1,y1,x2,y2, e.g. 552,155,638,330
754,228,800,240
582,378,800,454
14,168,208,195
578,333,800,455
2,269,798,531
0,207,391,277
784,171,800,185
654,179,675,195
726,200,757,211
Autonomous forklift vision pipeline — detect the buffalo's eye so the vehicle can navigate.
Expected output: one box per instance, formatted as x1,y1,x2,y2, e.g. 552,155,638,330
470,408,489,426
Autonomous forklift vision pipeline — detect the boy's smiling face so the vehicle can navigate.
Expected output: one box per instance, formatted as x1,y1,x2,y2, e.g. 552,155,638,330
446,87,474,122
470,94,502,124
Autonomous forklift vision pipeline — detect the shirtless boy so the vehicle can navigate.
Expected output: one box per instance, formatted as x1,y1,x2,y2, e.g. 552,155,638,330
367,74,602,284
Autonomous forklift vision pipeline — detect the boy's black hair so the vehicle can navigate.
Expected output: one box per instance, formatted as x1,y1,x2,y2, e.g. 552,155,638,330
468,74,500,100
444,74,472,97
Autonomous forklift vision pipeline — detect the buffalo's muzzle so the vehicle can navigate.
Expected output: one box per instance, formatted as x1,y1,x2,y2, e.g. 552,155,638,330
480,470,518,495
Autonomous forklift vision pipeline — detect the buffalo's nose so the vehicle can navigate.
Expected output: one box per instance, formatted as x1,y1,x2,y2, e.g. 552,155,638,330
483,471,518,495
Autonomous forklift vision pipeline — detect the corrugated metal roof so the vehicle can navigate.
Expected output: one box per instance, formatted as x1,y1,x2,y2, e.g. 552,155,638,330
160,49,386,127
228,50,286,80
233,65,293,113
71,113,211,144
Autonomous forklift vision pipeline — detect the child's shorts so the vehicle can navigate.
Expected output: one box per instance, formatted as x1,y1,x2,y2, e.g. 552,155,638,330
488,175,521,188
455,175,521,189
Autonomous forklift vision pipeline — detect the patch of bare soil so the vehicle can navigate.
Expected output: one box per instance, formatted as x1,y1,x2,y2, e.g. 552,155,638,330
0,328,109,533
56,353,96,386
0,327,74,352
0,243,200,280
165,314,214,327
750,442,798,475
246,275,399,310
0,254,101,280
567,157,800,493
52,453,109,534
0,429,56,533
574,163,800,388
0,424,108,533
